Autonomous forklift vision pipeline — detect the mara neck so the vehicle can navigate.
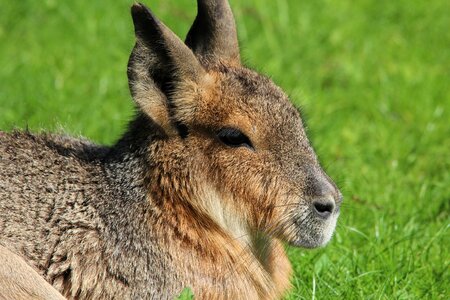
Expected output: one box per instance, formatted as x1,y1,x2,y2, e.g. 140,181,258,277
146,189,291,299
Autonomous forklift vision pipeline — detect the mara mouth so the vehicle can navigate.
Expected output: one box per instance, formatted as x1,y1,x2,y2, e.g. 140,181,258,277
275,211,340,249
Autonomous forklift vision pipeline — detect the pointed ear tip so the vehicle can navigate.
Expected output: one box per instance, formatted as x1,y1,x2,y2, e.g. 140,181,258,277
131,2,160,31
131,2,152,18
131,3,143,13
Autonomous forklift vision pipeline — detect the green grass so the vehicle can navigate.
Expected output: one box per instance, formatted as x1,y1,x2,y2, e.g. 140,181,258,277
1,0,449,298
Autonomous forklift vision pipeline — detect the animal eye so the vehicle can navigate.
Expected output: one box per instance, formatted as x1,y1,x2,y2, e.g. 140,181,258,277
216,128,254,150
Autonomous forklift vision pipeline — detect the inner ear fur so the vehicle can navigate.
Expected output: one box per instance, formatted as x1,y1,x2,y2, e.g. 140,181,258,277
127,3,207,136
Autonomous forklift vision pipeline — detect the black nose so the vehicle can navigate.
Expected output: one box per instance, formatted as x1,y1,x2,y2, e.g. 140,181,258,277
313,199,335,218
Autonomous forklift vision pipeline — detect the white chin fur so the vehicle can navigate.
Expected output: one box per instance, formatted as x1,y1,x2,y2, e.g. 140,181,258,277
320,213,338,246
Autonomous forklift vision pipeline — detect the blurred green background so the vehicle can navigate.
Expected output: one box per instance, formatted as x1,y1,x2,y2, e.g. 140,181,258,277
0,0,448,298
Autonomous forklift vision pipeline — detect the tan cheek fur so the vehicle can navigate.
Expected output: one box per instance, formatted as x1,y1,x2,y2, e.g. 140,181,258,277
147,138,293,299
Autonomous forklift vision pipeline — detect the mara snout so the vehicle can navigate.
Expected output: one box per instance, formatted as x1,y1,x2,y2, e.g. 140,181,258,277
0,0,342,299
254,151,343,249
289,171,343,248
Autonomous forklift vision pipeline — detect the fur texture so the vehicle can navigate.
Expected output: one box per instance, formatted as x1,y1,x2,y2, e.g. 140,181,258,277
0,1,342,299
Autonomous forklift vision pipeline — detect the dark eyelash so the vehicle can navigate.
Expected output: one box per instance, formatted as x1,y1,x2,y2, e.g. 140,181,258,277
216,127,254,150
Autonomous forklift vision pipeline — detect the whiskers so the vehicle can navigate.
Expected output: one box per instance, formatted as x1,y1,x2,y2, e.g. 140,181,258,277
272,203,300,208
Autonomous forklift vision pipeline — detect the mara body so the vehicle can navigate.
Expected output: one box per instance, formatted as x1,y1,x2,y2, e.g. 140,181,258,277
0,1,342,299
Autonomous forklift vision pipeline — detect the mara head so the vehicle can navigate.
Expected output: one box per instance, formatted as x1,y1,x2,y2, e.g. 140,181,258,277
127,1,342,249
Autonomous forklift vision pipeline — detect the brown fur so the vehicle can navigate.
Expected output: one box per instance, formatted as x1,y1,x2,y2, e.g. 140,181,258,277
0,1,342,299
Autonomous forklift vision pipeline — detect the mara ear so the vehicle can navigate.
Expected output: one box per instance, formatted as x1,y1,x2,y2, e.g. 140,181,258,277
128,3,206,136
185,0,240,65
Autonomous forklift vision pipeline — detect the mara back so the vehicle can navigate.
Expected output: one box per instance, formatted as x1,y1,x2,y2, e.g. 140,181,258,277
0,1,342,299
